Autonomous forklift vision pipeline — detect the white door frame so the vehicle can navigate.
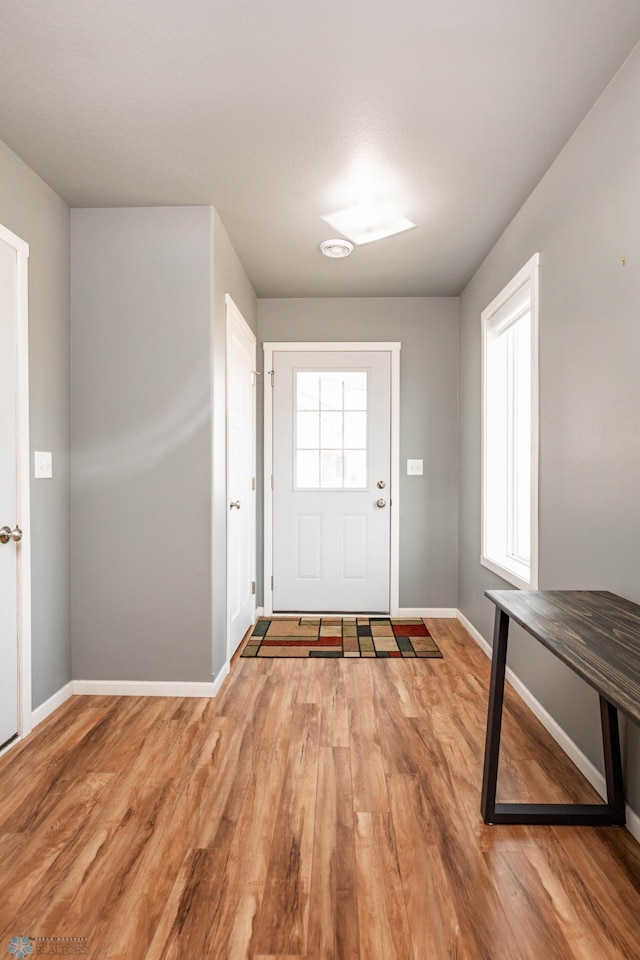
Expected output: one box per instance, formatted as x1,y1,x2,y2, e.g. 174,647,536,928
0,222,32,743
263,341,401,616
225,295,257,660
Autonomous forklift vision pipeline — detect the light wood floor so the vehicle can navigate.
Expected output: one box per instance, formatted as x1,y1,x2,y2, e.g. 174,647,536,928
1,619,639,959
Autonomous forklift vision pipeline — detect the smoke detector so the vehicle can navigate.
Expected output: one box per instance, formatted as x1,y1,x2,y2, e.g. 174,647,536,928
319,238,353,259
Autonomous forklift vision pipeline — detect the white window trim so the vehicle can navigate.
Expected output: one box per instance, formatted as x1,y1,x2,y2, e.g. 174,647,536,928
481,253,539,590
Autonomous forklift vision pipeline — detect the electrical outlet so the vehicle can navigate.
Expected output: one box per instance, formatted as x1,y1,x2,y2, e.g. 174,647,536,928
407,459,423,476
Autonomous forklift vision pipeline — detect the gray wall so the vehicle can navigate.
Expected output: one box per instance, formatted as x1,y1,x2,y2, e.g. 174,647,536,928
0,138,71,709
71,207,214,682
211,211,257,675
257,297,459,608
458,44,640,814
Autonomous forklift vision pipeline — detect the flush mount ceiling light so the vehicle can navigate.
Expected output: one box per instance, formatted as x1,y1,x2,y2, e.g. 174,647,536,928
322,196,415,245
319,238,354,258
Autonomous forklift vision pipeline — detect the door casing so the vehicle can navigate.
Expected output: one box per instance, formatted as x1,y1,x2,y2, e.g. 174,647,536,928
0,222,32,753
263,341,400,616
225,295,257,660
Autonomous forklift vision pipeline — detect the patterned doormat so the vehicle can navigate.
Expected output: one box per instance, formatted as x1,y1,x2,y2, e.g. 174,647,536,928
241,617,443,658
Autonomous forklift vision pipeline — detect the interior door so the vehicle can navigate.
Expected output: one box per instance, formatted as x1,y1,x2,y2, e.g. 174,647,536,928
226,300,256,657
0,236,19,748
272,351,391,612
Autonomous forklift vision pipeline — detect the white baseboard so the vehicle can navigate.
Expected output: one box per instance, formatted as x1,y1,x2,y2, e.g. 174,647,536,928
262,608,458,619
399,607,458,618
255,607,264,619
31,681,74,728
73,660,231,699
0,737,21,759
212,659,231,694
455,611,496,658
18,665,233,746
456,610,640,844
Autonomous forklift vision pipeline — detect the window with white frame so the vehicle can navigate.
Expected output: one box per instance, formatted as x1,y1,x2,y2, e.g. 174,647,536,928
481,254,539,589
295,370,368,490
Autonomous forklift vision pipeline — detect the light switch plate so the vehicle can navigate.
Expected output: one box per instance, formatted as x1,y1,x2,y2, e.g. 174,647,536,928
407,459,423,476
34,451,53,479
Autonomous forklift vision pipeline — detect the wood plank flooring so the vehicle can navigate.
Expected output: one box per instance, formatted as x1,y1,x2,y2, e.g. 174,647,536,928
1,618,639,959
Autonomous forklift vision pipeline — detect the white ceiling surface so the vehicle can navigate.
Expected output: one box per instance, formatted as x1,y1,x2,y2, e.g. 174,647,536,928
1,2,639,297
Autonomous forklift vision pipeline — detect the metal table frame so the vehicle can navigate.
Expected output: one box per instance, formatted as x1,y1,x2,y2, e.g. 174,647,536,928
481,596,627,826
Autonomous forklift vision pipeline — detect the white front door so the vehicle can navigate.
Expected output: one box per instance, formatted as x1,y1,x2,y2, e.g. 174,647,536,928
272,351,391,612
226,298,256,657
0,235,20,748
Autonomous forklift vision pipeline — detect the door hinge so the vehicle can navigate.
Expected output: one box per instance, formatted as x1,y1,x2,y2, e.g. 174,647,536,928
271,474,274,490
251,580,256,596
252,476,256,491
269,370,274,388
271,575,274,590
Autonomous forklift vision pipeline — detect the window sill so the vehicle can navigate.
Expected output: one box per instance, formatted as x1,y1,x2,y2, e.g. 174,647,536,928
480,554,537,591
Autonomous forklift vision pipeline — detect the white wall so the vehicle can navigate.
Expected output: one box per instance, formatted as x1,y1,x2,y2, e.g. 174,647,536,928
458,44,640,818
0,138,71,709
71,207,215,682
71,206,257,683
257,297,459,608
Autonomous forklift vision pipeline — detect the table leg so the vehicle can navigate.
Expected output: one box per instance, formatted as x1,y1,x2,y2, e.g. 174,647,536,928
480,606,627,826
600,696,626,825
481,607,510,823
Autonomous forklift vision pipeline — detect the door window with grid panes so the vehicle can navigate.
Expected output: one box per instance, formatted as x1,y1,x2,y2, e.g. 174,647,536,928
295,370,368,490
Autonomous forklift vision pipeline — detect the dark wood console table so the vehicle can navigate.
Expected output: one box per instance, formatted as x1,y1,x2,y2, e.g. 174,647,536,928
481,590,640,826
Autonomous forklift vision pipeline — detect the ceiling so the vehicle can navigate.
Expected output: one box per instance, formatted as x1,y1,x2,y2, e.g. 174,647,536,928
1,1,639,298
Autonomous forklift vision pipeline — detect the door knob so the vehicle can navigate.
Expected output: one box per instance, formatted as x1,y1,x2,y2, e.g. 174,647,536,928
377,480,386,489
0,525,22,544
376,499,386,508
229,500,241,510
